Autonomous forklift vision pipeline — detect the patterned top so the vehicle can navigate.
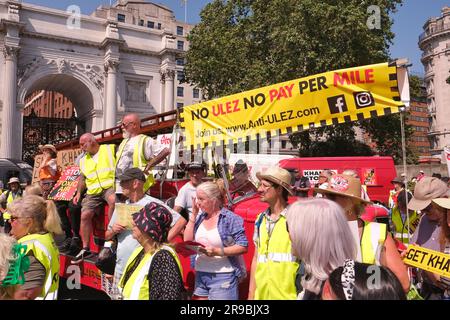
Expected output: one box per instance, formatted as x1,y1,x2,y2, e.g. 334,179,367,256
148,250,185,300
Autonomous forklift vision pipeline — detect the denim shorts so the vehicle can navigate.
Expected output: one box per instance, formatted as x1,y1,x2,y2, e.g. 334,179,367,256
194,271,238,300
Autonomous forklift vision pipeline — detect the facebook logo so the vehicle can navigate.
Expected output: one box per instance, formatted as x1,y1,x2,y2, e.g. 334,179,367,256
327,95,348,114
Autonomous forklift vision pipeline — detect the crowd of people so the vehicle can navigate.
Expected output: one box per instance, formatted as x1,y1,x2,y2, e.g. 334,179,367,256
0,113,449,301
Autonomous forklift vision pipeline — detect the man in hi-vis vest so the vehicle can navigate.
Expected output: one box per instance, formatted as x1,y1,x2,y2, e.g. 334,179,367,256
71,133,116,264
115,113,170,197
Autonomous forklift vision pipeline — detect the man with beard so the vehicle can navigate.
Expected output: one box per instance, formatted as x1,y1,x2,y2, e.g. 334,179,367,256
115,113,170,197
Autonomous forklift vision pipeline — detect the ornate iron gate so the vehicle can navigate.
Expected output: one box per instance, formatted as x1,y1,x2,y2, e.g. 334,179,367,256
22,109,81,165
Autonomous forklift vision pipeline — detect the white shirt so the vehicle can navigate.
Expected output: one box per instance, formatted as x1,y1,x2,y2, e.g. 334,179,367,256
194,224,233,273
174,182,197,218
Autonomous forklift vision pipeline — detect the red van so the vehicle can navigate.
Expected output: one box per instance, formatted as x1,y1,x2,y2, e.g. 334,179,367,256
279,156,397,205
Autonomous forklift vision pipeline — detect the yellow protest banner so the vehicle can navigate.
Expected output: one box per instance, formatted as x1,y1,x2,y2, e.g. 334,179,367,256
404,245,450,278
115,203,144,229
180,62,404,148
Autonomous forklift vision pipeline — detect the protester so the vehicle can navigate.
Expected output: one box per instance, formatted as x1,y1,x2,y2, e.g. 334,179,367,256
184,181,248,300
168,162,206,242
315,174,410,292
119,202,184,300
286,199,357,299
423,198,450,299
72,133,116,264
229,160,257,197
37,144,60,199
115,113,170,195
248,166,299,300
323,260,407,300
0,177,24,234
105,168,180,298
408,177,450,299
24,183,43,197
390,190,419,244
292,169,311,198
0,234,28,300
8,195,62,300
388,176,405,209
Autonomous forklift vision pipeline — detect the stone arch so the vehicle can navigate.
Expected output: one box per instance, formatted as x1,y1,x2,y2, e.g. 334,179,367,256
17,58,105,133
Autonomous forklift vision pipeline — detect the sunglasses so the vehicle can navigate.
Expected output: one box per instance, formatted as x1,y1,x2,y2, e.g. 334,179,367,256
10,216,28,223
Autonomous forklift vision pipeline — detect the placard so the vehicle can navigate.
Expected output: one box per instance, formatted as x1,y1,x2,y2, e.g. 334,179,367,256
47,166,80,201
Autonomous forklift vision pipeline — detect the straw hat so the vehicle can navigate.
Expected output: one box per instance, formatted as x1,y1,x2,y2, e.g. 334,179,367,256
314,174,372,205
256,166,294,195
7,177,20,185
39,144,57,154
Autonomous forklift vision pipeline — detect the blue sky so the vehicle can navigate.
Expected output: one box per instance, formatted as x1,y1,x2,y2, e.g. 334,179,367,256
22,0,450,74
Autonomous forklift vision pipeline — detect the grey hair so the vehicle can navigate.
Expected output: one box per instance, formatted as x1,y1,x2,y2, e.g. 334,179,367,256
196,181,225,207
286,198,357,295
0,234,16,284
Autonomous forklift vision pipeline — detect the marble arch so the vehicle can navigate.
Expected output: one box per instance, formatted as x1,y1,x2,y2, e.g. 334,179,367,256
0,0,197,159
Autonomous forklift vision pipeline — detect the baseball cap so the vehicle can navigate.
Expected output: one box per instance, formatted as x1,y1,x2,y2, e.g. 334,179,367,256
118,167,146,182
408,177,450,211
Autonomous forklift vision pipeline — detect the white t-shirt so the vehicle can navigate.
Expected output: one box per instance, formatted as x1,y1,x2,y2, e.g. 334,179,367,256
174,182,197,218
194,224,233,273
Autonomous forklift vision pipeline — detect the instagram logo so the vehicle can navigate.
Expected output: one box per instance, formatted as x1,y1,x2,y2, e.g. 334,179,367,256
353,91,374,109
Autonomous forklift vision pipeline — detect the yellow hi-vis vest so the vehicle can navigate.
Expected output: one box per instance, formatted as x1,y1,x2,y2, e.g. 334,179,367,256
2,190,22,220
391,206,420,244
116,134,155,192
254,213,299,300
19,233,60,300
119,245,182,300
360,221,387,264
80,144,115,195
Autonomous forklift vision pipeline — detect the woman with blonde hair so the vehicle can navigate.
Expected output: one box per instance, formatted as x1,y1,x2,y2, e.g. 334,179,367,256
184,181,248,300
8,195,62,300
286,198,357,299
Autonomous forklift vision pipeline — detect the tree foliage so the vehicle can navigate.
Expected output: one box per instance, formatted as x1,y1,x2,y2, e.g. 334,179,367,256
185,0,404,158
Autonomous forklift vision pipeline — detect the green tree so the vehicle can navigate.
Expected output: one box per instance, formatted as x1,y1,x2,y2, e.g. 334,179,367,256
185,0,403,155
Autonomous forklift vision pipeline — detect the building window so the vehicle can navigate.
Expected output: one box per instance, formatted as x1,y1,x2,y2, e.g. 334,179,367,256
177,87,184,97
147,21,154,28
177,26,183,36
157,23,161,30
177,103,184,109
139,19,144,26
177,71,185,82
118,14,126,23
176,58,184,66
193,88,199,99
177,40,184,50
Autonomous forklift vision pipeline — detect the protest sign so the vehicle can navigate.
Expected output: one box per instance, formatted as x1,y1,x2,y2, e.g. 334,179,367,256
115,203,144,229
47,166,80,201
32,148,83,184
180,62,405,148
404,244,450,279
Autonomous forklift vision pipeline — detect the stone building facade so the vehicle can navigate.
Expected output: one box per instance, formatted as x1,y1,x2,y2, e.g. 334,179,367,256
0,0,201,158
419,6,450,161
